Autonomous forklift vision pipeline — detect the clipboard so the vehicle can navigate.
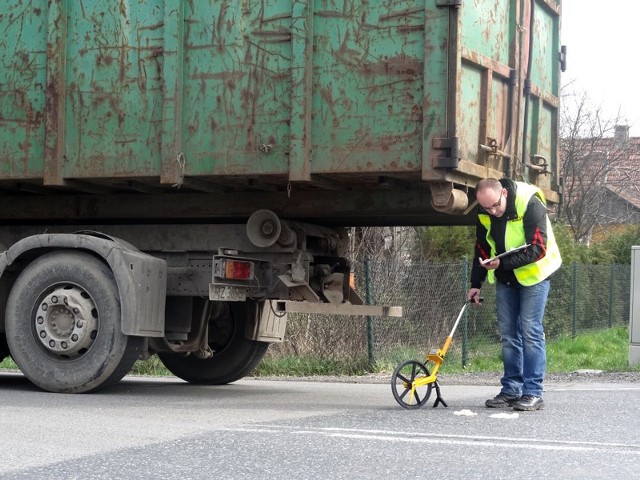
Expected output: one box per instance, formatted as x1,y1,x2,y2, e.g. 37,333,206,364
480,244,530,265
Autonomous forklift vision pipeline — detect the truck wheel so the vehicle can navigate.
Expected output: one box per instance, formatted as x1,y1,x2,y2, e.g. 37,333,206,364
4,251,143,393
158,301,268,384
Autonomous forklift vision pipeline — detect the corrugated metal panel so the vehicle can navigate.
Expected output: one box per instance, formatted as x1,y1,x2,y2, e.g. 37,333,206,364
0,0,48,180
0,0,561,222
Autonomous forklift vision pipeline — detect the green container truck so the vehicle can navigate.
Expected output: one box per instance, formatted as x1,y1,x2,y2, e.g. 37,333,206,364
0,0,562,392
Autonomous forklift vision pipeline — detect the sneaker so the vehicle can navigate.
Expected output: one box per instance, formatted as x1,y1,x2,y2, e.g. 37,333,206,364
512,395,544,411
485,392,520,408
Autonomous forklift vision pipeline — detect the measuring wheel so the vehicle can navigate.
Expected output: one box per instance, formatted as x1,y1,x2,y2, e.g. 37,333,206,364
391,360,433,409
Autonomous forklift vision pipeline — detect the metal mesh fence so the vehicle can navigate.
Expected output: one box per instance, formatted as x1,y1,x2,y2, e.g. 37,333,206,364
265,261,631,370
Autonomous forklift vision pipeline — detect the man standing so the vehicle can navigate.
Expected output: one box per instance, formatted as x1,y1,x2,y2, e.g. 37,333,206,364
467,178,562,411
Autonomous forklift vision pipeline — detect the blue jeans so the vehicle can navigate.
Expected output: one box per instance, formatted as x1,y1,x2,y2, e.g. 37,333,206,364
496,279,550,398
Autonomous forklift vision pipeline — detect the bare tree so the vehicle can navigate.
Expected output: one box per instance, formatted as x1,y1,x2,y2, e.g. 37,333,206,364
559,90,640,243
348,226,416,264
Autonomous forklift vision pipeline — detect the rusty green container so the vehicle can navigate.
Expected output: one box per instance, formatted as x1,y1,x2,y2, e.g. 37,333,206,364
0,0,561,225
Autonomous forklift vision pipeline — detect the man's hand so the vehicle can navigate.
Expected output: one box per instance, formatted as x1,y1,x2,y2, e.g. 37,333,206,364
480,257,500,270
467,288,481,303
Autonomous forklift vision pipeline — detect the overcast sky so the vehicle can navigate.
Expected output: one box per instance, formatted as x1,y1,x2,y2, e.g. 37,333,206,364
561,0,640,136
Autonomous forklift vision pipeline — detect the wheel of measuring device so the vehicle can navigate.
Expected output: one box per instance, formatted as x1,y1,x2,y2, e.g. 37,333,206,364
391,360,433,409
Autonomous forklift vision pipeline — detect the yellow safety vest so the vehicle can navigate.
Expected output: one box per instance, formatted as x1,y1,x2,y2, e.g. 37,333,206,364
478,182,562,286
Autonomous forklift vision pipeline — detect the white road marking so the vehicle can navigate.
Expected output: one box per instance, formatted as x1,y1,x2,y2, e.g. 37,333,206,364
549,386,640,392
219,425,640,455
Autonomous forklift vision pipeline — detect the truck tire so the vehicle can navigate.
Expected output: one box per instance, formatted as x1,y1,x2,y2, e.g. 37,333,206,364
4,251,143,393
158,301,268,385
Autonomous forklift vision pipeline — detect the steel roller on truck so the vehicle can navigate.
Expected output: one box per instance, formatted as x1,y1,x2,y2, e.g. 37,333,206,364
0,0,562,392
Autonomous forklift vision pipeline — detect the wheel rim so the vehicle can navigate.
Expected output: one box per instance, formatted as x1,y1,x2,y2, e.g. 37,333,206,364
34,284,99,359
391,360,433,409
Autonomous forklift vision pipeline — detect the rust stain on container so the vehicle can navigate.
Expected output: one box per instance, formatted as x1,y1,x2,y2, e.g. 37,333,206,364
0,0,561,216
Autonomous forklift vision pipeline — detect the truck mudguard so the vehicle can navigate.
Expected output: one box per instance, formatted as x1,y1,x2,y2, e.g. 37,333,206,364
0,234,167,337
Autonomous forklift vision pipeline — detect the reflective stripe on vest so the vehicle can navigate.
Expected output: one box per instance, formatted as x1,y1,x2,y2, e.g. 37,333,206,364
478,182,562,286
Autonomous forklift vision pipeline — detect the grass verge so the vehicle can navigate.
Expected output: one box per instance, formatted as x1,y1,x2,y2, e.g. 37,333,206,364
253,326,640,377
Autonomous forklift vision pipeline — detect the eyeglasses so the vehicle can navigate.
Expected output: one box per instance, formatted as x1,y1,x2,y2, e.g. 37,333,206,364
482,191,503,212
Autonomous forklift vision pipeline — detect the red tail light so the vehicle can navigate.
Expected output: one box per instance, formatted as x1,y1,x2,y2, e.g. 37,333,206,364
222,260,254,280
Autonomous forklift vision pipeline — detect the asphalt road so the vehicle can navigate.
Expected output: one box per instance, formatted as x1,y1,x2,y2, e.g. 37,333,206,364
1,372,639,479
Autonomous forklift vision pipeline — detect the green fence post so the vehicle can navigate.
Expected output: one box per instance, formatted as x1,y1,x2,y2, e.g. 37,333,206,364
364,259,375,370
608,263,614,328
572,262,577,338
462,257,469,368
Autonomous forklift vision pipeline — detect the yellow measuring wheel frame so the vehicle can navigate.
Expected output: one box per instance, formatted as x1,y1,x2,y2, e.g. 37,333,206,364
391,299,480,409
